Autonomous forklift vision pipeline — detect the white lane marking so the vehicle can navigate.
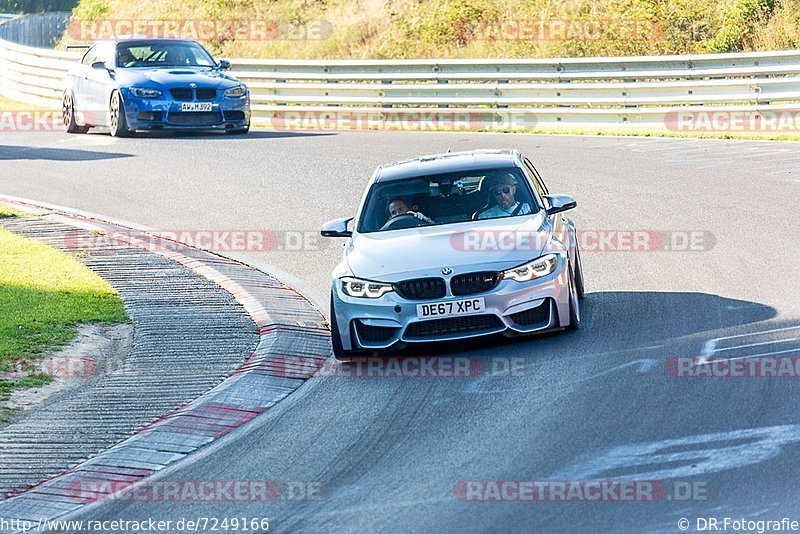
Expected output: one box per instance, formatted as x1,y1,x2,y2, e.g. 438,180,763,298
699,325,800,363
573,359,655,383
554,424,800,481
622,141,797,175
701,346,800,363
712,336,800,353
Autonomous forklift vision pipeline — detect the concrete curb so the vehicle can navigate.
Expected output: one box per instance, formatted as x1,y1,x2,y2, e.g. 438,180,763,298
0,197,331,533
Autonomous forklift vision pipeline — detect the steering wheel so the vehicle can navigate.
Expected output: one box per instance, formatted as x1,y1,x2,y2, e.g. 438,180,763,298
381,213,427,231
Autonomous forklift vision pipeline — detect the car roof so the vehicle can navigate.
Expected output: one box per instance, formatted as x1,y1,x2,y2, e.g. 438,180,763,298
93,38,201,46
375,149,523,182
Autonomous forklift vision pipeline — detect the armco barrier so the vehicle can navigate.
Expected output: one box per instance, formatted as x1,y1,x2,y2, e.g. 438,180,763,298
2,35,800,128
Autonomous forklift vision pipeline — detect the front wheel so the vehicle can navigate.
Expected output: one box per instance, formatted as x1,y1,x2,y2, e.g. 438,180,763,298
330,293,358,361
108,91,131,137
574,244,585,300
63,93,88,134
565,268,581,331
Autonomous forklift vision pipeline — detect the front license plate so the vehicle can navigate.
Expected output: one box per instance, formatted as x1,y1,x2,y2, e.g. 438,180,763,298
180,102,212,112
417,297,485,319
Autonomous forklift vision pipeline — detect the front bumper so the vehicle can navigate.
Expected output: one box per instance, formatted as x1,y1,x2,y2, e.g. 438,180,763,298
121,91,250,131
332,255,571,352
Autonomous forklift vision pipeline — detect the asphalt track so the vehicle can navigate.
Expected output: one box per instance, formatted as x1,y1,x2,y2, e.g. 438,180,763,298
2,129,800,533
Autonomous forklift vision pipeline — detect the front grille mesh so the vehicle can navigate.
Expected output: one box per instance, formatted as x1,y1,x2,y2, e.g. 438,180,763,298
169,88,193,101
509,301,551,326
354,321,397,343
394,278,446,300
405,315,503,339
451,271,500,296
223,110,246,121
196,88,217,100
167,112,222,126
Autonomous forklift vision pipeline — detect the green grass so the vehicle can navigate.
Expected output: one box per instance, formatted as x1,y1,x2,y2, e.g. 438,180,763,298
64,0,796,59
0,204,30,218
0,95,50,111
482,125,800,142
0,218,129,420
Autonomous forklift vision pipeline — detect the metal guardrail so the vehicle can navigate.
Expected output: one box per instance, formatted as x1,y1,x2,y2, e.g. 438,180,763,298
2,35,800,128
0,12,71,48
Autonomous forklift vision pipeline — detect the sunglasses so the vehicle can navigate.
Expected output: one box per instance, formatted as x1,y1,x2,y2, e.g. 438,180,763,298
492,186,512,196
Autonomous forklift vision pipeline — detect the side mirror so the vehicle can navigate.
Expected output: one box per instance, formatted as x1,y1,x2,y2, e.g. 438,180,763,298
218,59,231,70
91,60,108,70
544,194,577,216
321,217,353,238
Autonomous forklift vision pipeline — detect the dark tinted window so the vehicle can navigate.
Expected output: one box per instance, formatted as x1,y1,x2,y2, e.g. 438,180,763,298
357,167,539,233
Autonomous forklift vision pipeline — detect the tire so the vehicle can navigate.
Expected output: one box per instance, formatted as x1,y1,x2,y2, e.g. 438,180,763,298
62,92,88,134
330,293,358,361
565,267,581,331
574,243,586,300
108,91,131,137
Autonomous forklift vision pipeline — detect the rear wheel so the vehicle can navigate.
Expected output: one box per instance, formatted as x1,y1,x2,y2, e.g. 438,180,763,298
108,91,131,137
62,93,88,134
330,293,358,361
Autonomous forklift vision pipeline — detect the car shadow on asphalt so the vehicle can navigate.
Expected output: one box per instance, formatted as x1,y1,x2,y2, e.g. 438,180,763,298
92,130,337,140
372,291,778,358
0,145,133,161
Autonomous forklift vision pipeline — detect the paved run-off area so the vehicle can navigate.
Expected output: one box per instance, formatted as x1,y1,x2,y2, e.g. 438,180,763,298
0,214,258,497
0,211,330,528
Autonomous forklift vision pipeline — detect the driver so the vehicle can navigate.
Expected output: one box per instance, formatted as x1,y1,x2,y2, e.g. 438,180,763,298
381,197,434,230
477,173,532,219
117,47,134,67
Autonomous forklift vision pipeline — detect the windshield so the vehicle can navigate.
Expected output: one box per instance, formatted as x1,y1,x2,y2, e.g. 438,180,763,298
115,41,216,68
357,167,539,233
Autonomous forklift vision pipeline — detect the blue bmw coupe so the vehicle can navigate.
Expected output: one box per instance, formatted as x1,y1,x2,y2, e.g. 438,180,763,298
63,38,251,136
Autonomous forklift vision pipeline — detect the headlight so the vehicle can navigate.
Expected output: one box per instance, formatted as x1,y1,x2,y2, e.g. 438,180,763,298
502,254,558,282
130,87,162,98
224,85,247,98
341,277,394,298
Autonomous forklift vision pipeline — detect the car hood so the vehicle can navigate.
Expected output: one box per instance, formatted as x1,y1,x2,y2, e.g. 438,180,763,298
116,67,241,88
345,212,551,282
